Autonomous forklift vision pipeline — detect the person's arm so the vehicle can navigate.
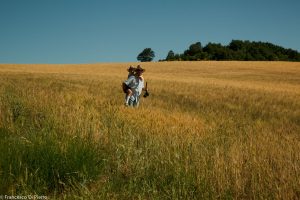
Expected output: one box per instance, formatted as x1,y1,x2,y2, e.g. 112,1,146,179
143,82,149,97
124,76,134,86
142,82,149,92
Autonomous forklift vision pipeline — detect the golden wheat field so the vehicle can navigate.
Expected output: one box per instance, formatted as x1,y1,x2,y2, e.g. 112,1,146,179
0,61,299,199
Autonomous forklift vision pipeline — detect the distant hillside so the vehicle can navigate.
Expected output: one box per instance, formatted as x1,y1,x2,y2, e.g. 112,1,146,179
164,40,300,61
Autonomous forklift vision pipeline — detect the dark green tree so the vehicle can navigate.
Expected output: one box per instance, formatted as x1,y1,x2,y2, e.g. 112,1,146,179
188,42,202,55
183,42,203,60
137,48,155,62
166,50,175,61
228,40,245,51
203,43,229,60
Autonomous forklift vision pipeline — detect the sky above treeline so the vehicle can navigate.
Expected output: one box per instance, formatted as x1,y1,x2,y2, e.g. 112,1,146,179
0,0,299,63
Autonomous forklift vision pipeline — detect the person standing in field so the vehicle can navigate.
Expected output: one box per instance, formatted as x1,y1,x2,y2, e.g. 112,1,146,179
122,65,146,107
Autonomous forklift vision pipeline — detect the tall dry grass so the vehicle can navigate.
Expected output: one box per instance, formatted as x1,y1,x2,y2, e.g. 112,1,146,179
0,61,299,199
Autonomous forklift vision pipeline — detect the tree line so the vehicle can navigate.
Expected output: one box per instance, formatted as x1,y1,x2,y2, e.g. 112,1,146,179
164,40,300,61
136,40,300,62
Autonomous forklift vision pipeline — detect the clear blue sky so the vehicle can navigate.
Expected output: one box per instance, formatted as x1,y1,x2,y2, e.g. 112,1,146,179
1,0,299,63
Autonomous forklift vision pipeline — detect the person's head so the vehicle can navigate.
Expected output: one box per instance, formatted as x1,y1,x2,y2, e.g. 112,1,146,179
127,66,136,74
135,65,145,76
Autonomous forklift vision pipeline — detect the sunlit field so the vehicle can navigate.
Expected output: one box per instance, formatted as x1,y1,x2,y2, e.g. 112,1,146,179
0,61,299,199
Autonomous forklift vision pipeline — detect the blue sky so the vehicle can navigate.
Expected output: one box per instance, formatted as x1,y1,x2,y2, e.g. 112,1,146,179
0,0,299,63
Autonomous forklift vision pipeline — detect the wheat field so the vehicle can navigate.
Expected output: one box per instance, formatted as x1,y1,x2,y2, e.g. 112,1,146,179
0,61,299,199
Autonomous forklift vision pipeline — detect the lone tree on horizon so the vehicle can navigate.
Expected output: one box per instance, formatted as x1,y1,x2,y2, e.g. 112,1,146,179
137,48,155,62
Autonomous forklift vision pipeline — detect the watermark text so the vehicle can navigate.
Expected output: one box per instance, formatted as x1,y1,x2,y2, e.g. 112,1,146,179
0,195,48,200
